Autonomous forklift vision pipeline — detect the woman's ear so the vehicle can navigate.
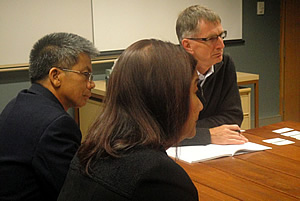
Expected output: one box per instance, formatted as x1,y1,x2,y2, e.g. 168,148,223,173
181,39,194,55
49,68,62,87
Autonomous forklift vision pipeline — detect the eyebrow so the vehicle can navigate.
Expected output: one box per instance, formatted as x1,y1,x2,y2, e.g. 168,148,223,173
206,30,225,38
83,66,92,72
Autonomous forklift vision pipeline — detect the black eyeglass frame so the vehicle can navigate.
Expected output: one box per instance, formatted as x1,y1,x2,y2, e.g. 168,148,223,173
55,67,93,82
186,30,227,42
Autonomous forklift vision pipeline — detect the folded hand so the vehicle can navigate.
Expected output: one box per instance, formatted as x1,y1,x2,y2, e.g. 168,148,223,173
209,124,248,145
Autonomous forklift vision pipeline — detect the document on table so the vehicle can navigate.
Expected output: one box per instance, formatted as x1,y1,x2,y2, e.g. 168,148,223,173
261,127,300,145
166,142,271,163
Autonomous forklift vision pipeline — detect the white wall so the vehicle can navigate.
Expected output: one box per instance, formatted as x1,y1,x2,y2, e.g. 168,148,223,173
0,0,93,65
92,0,242,51
0,0,242,65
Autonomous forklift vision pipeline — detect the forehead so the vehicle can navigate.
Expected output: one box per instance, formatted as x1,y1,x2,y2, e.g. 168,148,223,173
197,20,223,36
72,53,92,70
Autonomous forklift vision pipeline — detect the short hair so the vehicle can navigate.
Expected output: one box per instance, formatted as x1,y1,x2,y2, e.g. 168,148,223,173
176,5,221,43
78,39,196,172
29,32,99,83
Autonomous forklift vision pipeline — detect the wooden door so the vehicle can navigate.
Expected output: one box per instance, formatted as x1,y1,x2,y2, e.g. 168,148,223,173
280,0,300,121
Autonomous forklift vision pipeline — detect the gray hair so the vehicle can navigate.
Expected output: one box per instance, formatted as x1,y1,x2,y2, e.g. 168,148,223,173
176,5,221,43
29,32,99,83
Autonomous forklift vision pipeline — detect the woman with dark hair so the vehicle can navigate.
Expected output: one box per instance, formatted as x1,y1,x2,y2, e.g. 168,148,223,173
58,39,203,201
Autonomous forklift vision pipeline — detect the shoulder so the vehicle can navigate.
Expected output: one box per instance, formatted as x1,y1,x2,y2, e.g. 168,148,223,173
32,99,81,148
222,53,231,61
125,147,184,174
23,84,71,124
222,54,236,71
105,148,184,181
1,85,77,137
131,148,198,201
213,54,236,78
137,148,192,182
66,148,197,201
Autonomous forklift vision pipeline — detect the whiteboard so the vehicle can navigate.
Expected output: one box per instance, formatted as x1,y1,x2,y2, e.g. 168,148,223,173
0,0,93,66
0,0,242,65
92,0,242,52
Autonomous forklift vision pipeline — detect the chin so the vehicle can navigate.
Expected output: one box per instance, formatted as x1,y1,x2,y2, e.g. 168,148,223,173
75,102,87,108
217,55,223,62
80,102,87,107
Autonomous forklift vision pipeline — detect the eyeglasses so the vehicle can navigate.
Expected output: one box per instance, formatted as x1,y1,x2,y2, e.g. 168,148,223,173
56,67,93,82
186,30,227,43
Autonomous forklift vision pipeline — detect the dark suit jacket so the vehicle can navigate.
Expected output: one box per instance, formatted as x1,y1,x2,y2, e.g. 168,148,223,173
181,54,243,145
0,83,81,201
58,147,198,201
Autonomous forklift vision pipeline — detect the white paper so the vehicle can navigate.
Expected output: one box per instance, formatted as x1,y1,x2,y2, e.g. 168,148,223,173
167,142,271,163
263,138,285,143
291,135,300,140
272,127,294,134
281,130,300,137
263,138,295,145
272,140,295,145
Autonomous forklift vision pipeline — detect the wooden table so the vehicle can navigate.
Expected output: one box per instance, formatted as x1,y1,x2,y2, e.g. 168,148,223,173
175,121,300,201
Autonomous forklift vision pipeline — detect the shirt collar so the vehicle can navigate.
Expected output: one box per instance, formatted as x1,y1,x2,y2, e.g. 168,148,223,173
197,66,214,87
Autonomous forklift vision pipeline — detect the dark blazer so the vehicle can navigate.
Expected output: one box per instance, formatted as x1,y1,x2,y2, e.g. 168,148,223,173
0,83,81,201
58,147,199,201
181,54,243,145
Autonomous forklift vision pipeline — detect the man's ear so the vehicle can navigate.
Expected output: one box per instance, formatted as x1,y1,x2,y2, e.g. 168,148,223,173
49,68,62,87
181,39,194,55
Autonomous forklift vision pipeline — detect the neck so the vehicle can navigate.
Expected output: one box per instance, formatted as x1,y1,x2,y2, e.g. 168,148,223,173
197,64,211,75
37,79,69,111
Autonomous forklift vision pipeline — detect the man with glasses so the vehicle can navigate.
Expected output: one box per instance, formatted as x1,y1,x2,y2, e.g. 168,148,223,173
176,5,248,145
0,32,99,201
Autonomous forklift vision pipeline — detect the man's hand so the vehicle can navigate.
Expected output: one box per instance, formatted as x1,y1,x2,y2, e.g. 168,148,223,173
209,124,248,145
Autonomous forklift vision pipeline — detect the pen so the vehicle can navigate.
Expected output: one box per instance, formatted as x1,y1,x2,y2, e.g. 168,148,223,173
236,130,245,135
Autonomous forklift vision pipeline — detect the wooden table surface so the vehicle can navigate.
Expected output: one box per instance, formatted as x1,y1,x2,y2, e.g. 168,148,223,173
175,121,300,201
